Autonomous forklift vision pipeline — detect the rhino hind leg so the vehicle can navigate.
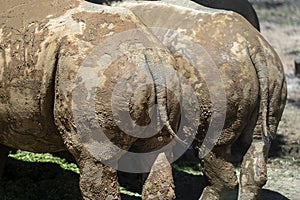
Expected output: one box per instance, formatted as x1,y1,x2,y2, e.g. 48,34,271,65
142,152,175,200
238,128,270,200
54,108,124,199
198,146,238,200
77,156,121,200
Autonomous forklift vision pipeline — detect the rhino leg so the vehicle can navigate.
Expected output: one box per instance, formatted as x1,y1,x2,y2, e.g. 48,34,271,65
238,127,270,200
77,155,120,200
198,146,238,200
0,144,9,178
54,89,125,200
54,124,124,200
142,152,175,200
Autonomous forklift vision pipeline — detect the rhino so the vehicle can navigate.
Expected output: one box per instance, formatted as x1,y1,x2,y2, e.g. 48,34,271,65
0,0,184,198
86,0,260,31
0,0,286,200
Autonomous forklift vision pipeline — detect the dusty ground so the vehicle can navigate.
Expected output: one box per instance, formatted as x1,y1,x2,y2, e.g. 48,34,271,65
0,0,299,200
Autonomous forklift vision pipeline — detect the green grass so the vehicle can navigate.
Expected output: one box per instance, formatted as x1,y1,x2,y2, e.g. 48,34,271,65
8,151,243,183
7,151,204,198
120,187,142,198
9,152,80,174
8,151,143,198
6,151,244,199
172,161,203,176
9,151,204,177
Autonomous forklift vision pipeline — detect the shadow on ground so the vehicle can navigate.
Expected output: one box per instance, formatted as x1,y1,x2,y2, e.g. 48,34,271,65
269,134,300,159
0,158,291,200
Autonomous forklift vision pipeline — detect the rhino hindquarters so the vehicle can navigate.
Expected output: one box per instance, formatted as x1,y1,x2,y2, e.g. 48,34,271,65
0,11,66,152
238,35,287,200
120,2,285,199
53,3,181,199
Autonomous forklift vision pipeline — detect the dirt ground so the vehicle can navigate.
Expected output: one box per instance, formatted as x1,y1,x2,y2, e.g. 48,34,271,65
0,0,299,200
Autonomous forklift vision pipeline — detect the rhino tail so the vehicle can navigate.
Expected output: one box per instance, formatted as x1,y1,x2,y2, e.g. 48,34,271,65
144,53,187,146
248,39,271,141
157,88,187,147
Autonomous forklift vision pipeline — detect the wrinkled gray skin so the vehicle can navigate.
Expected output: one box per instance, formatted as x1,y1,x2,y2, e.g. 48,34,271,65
0,1,286,200
86,0,260,31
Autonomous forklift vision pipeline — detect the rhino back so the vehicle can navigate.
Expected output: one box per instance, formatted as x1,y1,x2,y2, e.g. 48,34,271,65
49,1,182,162
119,2,258,141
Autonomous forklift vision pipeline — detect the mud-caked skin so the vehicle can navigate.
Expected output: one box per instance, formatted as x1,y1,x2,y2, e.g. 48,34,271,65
0,0,182,199
87,0,260,31
192,0,260,31
0,1,286,200
119,2,287,199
